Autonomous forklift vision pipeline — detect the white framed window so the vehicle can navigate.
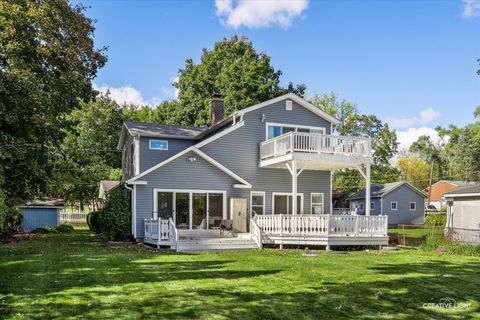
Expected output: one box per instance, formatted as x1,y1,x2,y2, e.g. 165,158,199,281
250,191,265,216
359,203,364,211
391,201,398,211
311,193,324,214
410,202,416,211
149,139,168,150
370,202,375,210
286,100,293,111
272,192,304,214
266,122,326,140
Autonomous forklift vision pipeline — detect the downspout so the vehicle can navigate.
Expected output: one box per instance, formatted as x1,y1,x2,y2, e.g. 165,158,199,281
124,183,136,240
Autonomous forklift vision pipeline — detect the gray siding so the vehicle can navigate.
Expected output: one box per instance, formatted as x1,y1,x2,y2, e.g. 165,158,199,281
139,136,195,173
134,98,334,238
350,198,381,215
200,99,332,216
382,186,424,225
122,134,135,181
135,150,238,237
19,208,60,232
451,197,480,230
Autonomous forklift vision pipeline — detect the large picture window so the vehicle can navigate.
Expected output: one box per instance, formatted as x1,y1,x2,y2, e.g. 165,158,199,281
311,193,324,214
250,192,265,216
266,123,326,140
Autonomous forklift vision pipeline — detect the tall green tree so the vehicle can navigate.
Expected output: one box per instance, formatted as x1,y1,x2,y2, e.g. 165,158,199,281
0,0,106,202
397,156,430,190
175,35,284,126
311,93,400,195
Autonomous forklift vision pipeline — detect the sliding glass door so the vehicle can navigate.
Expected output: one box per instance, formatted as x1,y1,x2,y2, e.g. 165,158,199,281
156,190,225,230
175,193,189,229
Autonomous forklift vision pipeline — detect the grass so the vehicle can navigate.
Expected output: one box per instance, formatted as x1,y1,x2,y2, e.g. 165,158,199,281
0,230,479,319
389,225,444,246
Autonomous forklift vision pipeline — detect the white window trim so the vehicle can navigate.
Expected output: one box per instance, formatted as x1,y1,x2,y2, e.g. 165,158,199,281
272,192,304,214
149,139,169,150
410,202,416,211
391,201,398,211
310,193,324,214
250,191,265,216
265,122,326,140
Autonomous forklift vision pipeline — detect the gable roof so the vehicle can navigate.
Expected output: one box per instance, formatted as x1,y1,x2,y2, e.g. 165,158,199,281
124,122,207,138
237,93,340,125
18,198,65,208
118,93,340,149
349,181,426,200
99,180,120,199
127,146,252,189
444,183,480,197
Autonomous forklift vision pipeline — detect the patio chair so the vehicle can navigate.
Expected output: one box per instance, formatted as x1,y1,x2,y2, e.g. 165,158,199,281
210,219,222,230
220,219,233,237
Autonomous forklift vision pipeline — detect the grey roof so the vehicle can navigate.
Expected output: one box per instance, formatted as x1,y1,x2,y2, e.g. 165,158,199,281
445,183,480,196
348,181,425,200
18,198,65,208
100,180,120,192
124,121,208,139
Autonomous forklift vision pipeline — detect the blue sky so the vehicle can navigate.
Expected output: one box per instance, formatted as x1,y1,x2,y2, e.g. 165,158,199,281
77,0,480,151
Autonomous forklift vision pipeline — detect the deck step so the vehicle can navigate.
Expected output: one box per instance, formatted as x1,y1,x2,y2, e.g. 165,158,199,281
176,237,259,252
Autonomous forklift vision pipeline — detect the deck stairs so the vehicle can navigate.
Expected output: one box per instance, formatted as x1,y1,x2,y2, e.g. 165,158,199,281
176,230,258,252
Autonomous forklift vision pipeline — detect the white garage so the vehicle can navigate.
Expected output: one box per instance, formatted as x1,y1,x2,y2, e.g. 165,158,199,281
445,184,480,244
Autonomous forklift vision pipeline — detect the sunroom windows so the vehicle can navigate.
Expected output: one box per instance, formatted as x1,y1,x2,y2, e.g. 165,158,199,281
272,193,304,214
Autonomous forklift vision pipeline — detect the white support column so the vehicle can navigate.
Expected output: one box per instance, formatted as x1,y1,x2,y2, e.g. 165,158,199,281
292,160,298,215
365,163,371,216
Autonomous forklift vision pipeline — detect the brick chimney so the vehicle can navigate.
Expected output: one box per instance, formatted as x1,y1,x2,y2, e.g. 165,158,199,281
210,94,224,126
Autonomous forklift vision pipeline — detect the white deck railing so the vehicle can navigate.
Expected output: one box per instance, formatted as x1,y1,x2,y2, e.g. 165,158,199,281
250,218,263,249
254,214,388,237
144,218,173,244
260,132,371,160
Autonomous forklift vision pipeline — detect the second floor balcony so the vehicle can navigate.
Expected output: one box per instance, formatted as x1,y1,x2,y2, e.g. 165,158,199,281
259,131,373,170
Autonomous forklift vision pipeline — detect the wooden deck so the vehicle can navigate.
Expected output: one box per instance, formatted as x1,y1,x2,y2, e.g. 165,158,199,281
144,214,389,251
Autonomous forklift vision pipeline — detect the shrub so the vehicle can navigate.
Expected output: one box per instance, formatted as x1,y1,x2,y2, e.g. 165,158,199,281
425,214,447,227
1,206,22,237
87,210,101,233
420,233,480,256
98,187,131,241
56,224,74,233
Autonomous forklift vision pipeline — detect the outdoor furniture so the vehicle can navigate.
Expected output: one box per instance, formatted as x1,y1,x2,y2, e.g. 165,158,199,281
210,219,222,229
220,219,233,237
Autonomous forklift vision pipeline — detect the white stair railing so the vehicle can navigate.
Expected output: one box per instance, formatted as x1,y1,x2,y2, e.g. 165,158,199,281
169,218,179,251
250,218,263,249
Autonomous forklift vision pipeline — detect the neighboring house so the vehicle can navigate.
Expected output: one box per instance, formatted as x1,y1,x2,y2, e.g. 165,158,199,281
119,93,388,251
349,181,425,225
425,180,471,211
18,198,64,232
98,180,120,199
444,184,480,244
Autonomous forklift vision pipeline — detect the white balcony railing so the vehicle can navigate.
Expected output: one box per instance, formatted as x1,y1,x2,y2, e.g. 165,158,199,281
260,132,371,160
254,214,388,237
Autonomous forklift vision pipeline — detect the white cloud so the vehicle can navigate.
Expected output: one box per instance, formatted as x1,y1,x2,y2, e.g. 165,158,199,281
94,84,162,106
396,127,442,153
161,76,179,100
385,107,440,129
215,0,309,29
462,0,480,18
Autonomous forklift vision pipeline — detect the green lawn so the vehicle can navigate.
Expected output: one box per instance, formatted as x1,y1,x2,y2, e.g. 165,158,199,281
389,226,444,246
0,230,479,319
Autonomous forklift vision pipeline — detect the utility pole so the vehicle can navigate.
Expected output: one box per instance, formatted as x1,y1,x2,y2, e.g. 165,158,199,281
427,159,434,205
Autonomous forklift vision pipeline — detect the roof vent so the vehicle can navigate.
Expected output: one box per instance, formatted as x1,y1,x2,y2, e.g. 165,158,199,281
286,100,293,111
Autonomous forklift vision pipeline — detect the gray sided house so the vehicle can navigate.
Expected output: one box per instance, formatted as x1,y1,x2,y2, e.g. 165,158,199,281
119,93,388,251
444,184,480,244
349,182,425,225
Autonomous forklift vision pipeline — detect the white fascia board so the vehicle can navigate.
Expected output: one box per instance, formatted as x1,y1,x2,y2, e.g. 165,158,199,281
192,148,252,188
444,193,480,198
127,121,245,183
236,93,340,125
